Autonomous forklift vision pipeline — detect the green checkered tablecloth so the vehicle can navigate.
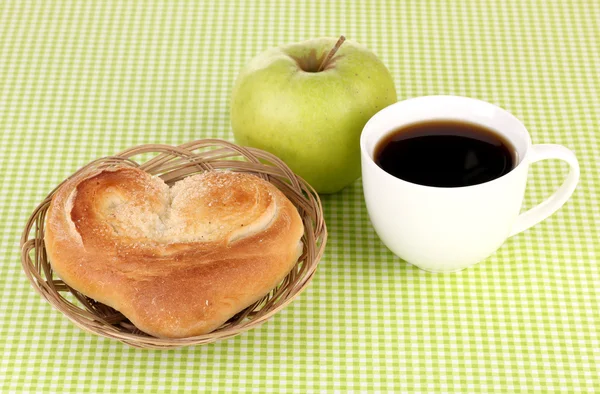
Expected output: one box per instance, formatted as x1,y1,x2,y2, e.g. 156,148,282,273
1,0,599,392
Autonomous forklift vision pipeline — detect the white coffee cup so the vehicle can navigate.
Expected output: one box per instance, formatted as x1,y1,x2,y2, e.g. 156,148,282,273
360,96,580,273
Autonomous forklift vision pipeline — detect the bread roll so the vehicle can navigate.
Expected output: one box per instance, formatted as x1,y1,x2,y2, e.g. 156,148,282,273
44,167,304,338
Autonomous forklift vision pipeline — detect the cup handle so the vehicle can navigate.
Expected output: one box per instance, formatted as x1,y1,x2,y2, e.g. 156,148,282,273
509,144,580,237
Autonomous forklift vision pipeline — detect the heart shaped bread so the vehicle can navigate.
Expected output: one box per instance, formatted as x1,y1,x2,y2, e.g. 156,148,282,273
44,166,304,338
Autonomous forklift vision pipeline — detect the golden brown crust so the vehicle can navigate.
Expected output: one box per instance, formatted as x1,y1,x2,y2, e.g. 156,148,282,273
44,167,304,338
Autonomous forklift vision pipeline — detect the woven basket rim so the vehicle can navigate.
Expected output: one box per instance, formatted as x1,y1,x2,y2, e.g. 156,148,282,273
20,139,327,349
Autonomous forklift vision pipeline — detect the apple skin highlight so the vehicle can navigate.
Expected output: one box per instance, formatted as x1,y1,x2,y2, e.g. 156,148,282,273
231,37,397,194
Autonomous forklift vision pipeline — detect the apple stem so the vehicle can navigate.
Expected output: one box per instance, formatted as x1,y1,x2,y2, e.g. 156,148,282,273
317,35,346,72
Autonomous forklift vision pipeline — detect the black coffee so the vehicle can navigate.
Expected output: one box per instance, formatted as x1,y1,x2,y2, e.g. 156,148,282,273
374,120,516,187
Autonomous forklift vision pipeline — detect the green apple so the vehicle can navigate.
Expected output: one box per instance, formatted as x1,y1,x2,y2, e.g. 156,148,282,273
231,36,397,194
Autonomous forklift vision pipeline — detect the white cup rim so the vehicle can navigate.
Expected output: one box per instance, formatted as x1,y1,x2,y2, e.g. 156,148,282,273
360,95,533,190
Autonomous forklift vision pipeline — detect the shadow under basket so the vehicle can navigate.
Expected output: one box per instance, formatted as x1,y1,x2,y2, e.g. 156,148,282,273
20,139,327,349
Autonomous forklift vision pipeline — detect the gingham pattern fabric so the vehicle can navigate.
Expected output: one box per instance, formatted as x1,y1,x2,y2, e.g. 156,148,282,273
1,1,599,392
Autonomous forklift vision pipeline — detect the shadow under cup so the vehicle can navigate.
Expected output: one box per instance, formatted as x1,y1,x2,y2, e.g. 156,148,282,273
360,96,578,273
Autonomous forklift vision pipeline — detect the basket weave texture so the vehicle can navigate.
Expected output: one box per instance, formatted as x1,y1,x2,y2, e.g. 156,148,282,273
20,139,327,349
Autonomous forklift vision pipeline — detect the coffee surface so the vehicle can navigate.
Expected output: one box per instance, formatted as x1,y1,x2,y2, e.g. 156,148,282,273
374,120,516,187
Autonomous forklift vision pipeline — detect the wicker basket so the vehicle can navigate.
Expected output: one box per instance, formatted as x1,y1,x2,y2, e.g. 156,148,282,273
20,139,327,349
